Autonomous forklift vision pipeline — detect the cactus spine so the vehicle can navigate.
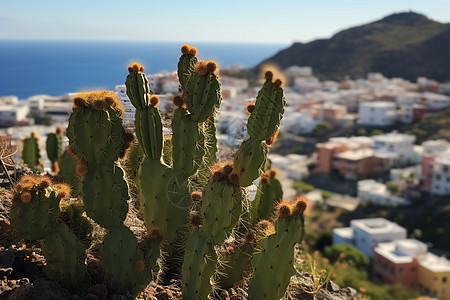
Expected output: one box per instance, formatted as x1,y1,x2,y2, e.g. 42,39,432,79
22,131,42,171
10,175,85,288
67,91,160,295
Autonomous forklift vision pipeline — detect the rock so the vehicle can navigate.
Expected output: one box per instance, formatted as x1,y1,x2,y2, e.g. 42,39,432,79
87,284,107,300
6,277,73,300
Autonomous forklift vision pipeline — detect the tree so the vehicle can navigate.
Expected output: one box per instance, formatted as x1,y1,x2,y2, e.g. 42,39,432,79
356,128,367,136
386,181,399,194
324,244,369,269
370,129,384,136
313,122,332,139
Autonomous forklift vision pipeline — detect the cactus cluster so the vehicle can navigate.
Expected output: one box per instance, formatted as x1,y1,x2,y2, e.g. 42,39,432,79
10,175,86,288
10,44,308,299
66,90,160,294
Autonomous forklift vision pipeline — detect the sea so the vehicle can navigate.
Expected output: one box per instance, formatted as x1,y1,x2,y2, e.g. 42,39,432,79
0,40,286,99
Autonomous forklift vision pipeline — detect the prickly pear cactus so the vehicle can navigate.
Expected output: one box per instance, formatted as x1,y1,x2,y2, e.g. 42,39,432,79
125,47,223,283
250,169,283,223
67,91,161,295
22,132,42,171
10,175,85,288
248,198,307,299
46,127,63,173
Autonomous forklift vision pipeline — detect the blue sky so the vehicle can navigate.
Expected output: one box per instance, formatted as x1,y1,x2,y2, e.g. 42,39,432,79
1,0,450,44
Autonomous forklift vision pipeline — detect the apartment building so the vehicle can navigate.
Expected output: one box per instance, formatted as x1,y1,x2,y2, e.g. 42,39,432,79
333,218,407,259
358,101,397,126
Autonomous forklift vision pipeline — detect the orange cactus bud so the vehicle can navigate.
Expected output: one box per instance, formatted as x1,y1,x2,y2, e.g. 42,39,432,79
260,172,270,186
206,60,218,74
188,46,198,56
38,176,52,190
128,63,144,73
265,129,279,146
56,126,63,135
172,94,186,108
75,160,88,177
269,169,277,178
181,44,190,55
276,201,292,218
190,191,202,202
55,183,71,199
92,99,106,111
189,211,202,228
20,192,32,204
274,79,282,88
265,71,273,81
194,61,208,76
149,95,160,107
227,172,240,186
149,227,164,243
293,196,308,215
222,163,234,176
134,260,145,272
246,102,255,114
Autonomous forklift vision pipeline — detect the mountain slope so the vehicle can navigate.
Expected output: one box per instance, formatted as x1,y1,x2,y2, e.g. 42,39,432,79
259,12,450,81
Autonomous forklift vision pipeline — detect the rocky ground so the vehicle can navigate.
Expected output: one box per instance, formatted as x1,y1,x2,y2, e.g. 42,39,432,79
0,183,360,300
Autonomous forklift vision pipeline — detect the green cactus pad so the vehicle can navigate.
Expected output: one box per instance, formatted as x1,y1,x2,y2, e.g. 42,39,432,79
247,79,285,141
248,215,305,299
172,108,206,177
178,54,198,92
186,72,222,123
10,188,60,240
67,107,124,165
102,225,157,295
234,138,267,187
58,149,82,196
59,201,93,247
46,132,62,163
22,135,41,171
42,222,86,289
82,164,129,230
181,234,217,300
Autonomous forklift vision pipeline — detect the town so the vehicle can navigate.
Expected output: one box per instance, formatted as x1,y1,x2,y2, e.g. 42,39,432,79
1,65,450,299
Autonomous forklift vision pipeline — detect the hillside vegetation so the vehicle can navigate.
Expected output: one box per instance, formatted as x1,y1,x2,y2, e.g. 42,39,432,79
258,12,450,82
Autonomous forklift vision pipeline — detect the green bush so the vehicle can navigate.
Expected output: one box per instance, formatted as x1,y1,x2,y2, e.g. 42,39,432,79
293,181,314,193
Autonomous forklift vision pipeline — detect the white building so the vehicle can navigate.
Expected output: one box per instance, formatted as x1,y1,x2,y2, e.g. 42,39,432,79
268,153,310,180
0,104,30,127
333,218,407,259
115,85,135,128
358,101,397,126
373,132,419,165
285,66,312,78
430,154,450,195
357,179,410,207
421,92,450,111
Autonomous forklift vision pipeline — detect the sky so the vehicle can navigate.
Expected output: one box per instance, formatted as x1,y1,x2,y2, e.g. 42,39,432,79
1,0,450,44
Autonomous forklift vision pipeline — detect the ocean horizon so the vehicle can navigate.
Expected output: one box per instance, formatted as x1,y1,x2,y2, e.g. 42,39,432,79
0,40,286,99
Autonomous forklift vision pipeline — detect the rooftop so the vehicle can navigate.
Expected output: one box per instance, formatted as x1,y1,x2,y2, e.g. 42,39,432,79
375,239,427,264
351,218,406,235
419,252,450,273
334,148,374,161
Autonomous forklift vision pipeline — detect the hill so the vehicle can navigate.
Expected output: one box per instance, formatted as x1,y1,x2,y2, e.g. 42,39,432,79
258,12,450,82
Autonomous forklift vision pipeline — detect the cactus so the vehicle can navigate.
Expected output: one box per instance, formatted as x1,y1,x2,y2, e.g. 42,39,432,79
22,131,42,171
248,198,307,299
46,127,63,173
10,175,85,288
58,147,82,196
67,91,161,294
250,169,283,223
125,51,223,283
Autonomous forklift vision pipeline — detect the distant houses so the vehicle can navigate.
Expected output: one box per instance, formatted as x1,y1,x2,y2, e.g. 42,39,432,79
333,218,450,299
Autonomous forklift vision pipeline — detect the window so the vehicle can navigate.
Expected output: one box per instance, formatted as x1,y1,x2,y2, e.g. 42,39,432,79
399,267,403,274
443,277,447,283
